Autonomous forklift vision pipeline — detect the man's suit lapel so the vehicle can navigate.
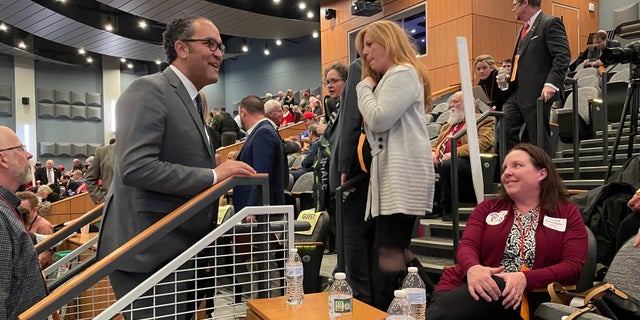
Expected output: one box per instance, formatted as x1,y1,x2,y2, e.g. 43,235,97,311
163,68,215,163
519,13,543,56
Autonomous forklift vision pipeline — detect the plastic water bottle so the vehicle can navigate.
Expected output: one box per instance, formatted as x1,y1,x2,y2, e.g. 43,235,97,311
386,290,416,320
285,248,304,305
402,267,426,320
328,272,353,319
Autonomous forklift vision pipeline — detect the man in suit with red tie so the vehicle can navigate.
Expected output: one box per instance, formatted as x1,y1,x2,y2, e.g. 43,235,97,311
500,0,570,156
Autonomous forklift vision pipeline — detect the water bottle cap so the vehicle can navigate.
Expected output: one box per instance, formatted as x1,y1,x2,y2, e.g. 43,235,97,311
394,290,407,298
334,272,346,280
407,267,418,273
290,248,298,253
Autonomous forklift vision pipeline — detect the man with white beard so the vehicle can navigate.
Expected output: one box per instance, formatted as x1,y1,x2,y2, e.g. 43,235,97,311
426,91,495,221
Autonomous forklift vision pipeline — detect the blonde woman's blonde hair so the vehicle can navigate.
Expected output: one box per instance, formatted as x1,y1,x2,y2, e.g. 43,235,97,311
355,20,432,111
474,54,498,70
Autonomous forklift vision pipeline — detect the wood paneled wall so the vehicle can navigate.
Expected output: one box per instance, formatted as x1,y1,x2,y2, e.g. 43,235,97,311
320,0,598,93
47,192,97,226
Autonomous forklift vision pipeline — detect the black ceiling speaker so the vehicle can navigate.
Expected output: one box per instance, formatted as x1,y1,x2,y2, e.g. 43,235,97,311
325,8,336,20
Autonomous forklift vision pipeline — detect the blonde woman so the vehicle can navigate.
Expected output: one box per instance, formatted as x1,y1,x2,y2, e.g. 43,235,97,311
355,20,435,310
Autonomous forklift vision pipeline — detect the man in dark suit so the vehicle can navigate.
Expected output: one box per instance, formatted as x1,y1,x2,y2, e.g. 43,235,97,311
85,139,115,204
502,0,570,156
233,95,285,212
96,17,255,319
34,159,61,186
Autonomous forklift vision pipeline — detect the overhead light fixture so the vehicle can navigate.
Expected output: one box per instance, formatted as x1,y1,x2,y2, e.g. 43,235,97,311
138,20,148,29
298,2,306,10
411,29,416,34
120,58,127,63
155,59,161,65
0,23,7,32
264,42,270,56
17,41,26,49
312,31,319,38
127,63,133,69
78,48,85,55
86,56,93,63
105,23,113,32
242,38,249,52
55,0,65,2
307,11,314,19
275,39,282,46
273,0,280,3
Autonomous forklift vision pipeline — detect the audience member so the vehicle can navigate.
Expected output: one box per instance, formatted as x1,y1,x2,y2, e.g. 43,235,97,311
33,161,42,173
291,105,302,123
502,58,513,74
17,191,55,268
72,158,83,171
58,174,70,197
216,109,240,146
475,55,510,111
500,0,570,156
0,126,47,319
299,91,310,110
85,140,115,204
233,95,285,214
34,159,61,186
280,104,294,126
295,112,318,142
37,184,60,203
569,30,618,71
427,144,588,320
309,96,323,116
275,90,284,104
290,124,320,181
96,16,255,319
283,89,295,106
67,169,85,195
356,20,436,310
264,99,283,126
427,91,495,220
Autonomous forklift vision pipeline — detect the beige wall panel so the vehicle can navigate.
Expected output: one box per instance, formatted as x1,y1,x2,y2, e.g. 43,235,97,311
553,4,580,60
427,16,473,68
428,64,464,93
472,15,519,64
427,0,471,27
472,0,516,21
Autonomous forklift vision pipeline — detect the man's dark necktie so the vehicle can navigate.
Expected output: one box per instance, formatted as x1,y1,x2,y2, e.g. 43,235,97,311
195,94,204,123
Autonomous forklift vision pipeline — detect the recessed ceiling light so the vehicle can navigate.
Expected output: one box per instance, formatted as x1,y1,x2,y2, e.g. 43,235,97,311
105,23,113,32
18,41,26,49
264,42,270,56
307,11,314,19
298,2,306,10
273,0,280,3
78,48,85,55
421,39,425,43
312,31,319,38
155,59,161,65
86,56,93,63
120,58,127,63
55,0,65,3
275,39,282,46
411,29,416,33
127,63,133,69
241,44,249,52
138,20,148,29
0,23,7,32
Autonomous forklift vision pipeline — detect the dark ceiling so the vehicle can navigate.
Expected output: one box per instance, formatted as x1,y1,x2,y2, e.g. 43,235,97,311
0,0,320,68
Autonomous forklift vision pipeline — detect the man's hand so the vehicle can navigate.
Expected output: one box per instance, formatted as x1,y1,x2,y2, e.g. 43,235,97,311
541,85,557,103
466,265,505,302
214,160,256,182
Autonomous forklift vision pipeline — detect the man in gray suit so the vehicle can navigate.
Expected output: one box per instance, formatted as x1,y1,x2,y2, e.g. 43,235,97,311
97,17,255,319
85,138,115,204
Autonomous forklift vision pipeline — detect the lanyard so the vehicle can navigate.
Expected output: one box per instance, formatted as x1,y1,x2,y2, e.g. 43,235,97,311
514,206,539,262
0,195,27,232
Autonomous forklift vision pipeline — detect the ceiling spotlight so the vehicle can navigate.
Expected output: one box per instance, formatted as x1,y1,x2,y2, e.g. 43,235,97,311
312,31,319,38
138,20,148,29
155,59,161,65
273,0,280,3
298,2,306,10
242,38,249,52
78,48,85,55
421,39,425,43
105,23,113,32
86,56,93,63
264,42,270,56
120,58,127,63
127,63,133,69
275,39,282,46
307,11,314,19
17,41,26,49
0,23,7,31
411,29,416,34
55,0,65,2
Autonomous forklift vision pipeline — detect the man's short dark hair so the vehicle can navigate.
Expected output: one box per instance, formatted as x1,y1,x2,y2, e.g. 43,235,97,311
162,17,200,64
324,62,348,82
503,58,513,63
239,95,265,115
527,0,541,7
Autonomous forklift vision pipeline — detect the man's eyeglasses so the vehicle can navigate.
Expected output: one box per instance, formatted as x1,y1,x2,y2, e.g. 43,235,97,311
0,144,26,153
180,39,226,54
324,78,344,87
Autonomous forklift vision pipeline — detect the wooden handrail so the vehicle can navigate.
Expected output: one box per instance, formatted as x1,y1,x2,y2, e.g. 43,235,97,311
21,174,269,320
35,204,103,254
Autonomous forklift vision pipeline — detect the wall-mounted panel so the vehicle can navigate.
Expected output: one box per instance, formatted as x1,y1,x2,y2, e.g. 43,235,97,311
37,88,54,104
0,101,11,117
54,90,70,104
0,85,11,101
70,91,86,105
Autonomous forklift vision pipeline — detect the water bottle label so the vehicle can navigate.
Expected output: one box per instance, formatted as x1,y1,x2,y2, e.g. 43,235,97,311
406,290,427,304
332,298,353,313
285,265,304,277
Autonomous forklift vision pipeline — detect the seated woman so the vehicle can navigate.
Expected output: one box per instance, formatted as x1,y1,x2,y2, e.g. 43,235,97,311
474,54,510,112
427,143,588,320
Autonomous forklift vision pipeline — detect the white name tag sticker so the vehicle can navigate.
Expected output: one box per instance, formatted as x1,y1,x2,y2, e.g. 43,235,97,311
543,216,567,232
486,210,509,225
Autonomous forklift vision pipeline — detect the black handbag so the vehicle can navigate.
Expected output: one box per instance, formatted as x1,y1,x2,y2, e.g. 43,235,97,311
547,282,640,320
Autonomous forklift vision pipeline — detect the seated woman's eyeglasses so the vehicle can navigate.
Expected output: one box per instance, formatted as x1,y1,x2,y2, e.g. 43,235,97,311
324,78,344,87
180,39,226,54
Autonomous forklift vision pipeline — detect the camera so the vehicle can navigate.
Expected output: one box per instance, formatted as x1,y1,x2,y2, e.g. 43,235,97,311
601,41,640,65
